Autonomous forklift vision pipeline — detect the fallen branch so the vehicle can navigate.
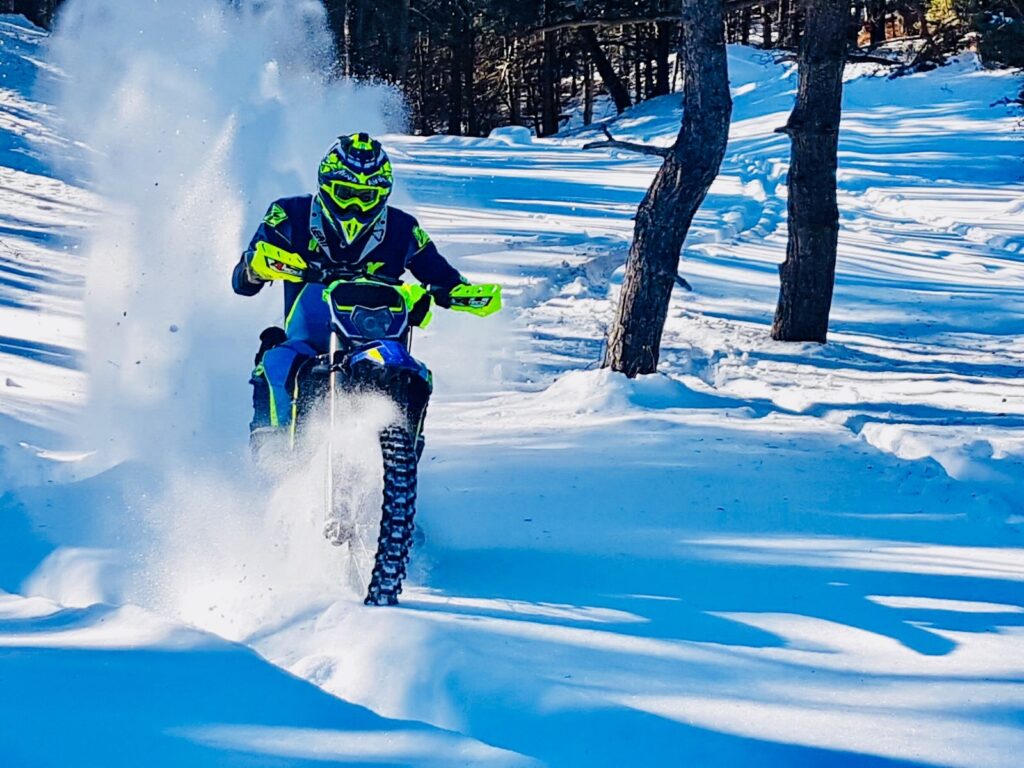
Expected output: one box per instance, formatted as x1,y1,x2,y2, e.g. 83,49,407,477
777,51,900,68
582,125,670,157
847,52,901,66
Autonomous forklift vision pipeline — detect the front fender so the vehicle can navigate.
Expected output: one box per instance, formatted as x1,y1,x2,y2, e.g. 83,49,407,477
347,340,432,391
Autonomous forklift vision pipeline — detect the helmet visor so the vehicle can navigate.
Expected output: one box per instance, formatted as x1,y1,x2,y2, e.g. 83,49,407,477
321,180,386,213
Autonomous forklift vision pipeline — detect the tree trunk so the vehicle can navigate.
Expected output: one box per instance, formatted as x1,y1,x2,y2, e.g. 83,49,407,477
347,0,369,78
849,1,863,46
579,27,632,113
447,33,464,135
507,37,522,126
910,1,927,37
392,0,412,82
540,29,559,135
763,2,774,48
771,0,850,343
583,60,594,125
654,21,673,96
603,0,733,377
779,0,789,46
866,0,886,47
463,13,478,135
779,0,795,48
633,39,643,102
643,38,655,100
323,0,348,75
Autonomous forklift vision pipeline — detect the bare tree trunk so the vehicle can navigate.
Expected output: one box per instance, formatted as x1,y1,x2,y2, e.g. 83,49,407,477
323,0,348,75
849,0,863,46
866,0,886,47
447,27,464,135
579,26,633,113
393,0,412,82
541,29,559,135
464,13,478,135
779,0,791,46
506,37,522,126
763,2,774,47
603,0,733,377
633,37,643,102
583,60,594,125
654,21,673,96
643,35,655,100
771,0,850,343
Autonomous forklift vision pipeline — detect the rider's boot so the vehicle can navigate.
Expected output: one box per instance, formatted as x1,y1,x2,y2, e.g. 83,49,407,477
248,326,292,477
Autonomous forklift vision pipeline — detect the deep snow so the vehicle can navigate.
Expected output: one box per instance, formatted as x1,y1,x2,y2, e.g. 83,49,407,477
1,3,1023,766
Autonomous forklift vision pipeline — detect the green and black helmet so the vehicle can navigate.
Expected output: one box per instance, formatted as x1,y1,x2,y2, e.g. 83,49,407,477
314,133,394,247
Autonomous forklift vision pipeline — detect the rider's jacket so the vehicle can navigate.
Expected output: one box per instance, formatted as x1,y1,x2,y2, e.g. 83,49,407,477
232,195,463,318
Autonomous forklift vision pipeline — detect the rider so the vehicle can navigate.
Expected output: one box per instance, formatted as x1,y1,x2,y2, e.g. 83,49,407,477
232,133,469,453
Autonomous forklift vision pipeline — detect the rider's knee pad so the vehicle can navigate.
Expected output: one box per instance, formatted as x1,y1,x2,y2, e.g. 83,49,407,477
255,326,287,365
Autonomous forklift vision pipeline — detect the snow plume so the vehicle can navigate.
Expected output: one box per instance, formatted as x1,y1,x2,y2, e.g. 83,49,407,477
39,0,407,631
125,393,399,640
48,0,404,464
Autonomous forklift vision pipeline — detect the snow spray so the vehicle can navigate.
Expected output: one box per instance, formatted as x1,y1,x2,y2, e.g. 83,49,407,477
41,0,407,636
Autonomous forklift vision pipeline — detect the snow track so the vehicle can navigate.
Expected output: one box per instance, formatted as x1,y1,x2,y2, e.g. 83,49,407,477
1,7,1023,766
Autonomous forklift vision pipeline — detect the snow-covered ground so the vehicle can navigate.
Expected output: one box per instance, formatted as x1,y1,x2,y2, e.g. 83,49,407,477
1,3,1023,765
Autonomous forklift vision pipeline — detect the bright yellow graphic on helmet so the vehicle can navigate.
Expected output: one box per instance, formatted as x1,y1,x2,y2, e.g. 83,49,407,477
319,152,346,175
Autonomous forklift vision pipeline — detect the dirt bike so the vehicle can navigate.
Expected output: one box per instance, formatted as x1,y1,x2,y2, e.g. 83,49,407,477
286,267,500,606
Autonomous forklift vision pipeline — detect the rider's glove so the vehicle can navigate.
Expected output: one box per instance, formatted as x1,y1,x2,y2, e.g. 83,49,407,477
430,276,469,308
431,285,455,309
248,241,309,283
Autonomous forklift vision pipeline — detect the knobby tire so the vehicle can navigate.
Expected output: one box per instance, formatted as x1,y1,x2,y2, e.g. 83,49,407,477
364,425,418,606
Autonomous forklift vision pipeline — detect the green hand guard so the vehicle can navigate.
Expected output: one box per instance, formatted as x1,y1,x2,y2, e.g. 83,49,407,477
250,241,308,283
447,283,502,317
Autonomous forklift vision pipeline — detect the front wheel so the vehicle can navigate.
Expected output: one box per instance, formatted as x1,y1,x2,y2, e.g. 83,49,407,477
364,425,418,606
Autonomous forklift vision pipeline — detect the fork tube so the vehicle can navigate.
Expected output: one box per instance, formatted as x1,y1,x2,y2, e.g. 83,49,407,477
326,332,339,517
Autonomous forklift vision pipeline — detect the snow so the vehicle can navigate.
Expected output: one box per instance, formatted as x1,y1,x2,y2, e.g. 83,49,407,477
488,125,533,145
1,3,1023,766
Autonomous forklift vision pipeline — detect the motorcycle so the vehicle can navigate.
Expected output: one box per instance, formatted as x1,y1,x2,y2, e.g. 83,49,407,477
284,267,501,606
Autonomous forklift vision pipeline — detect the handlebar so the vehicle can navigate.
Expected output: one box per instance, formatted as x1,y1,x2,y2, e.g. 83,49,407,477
313,268,501,319
306,265,402,286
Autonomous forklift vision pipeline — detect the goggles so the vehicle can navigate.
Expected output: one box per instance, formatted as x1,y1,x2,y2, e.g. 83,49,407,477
321,179,388,213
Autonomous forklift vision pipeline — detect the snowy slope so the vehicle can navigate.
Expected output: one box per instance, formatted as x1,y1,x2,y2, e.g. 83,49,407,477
2,3,1024,766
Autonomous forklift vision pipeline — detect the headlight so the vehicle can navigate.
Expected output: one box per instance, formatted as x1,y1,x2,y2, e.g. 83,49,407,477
350,306,395,339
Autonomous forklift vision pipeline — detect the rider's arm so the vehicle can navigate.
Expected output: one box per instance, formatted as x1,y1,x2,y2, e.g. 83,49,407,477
405,221,464,290
232,201,300,295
